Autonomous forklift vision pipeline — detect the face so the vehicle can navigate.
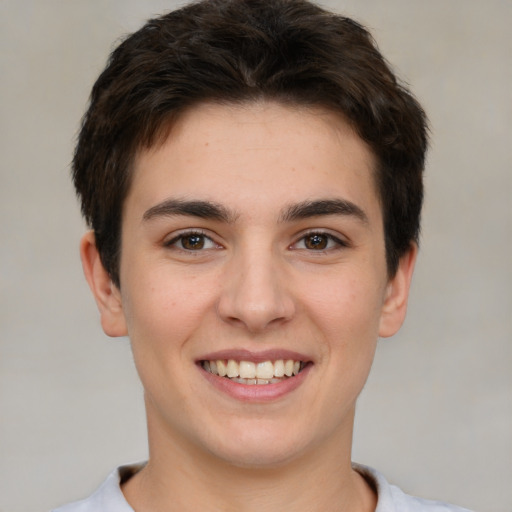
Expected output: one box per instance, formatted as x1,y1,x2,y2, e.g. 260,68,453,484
83,102,415,469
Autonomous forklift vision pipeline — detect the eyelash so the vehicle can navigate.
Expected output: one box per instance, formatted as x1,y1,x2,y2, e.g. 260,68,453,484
291,231,349,252
164,230,219,251
164,230,348,253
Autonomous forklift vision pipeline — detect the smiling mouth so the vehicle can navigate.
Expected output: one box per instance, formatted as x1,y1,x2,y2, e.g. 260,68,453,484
201,359,307,385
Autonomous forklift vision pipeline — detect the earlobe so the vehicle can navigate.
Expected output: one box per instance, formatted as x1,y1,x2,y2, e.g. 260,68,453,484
378,244,418,338
80,231,128,337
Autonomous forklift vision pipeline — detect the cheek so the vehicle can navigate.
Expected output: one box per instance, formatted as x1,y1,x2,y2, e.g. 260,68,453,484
120,267,218,353
302,272,385,340
120,271,219,415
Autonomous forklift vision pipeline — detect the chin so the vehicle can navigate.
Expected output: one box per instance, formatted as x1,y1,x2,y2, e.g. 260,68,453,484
211,442,304,469
199,419,314,469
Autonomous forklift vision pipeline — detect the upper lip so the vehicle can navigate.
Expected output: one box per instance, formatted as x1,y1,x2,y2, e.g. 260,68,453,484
197,348,312,364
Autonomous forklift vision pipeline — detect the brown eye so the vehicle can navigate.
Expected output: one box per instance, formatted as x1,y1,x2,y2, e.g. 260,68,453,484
304,234,329,250
165,231,218,251
292,232,347,252
181,234,205,250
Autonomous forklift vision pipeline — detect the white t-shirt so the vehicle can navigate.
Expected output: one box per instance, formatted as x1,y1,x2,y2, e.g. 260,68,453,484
52,463,473,512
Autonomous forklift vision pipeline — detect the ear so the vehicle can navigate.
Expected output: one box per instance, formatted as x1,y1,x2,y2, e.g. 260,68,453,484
378,243,418,338
80,231,128,337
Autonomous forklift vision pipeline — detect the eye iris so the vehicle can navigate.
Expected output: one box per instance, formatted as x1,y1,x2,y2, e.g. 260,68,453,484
305,234,328,250
182,234,205,250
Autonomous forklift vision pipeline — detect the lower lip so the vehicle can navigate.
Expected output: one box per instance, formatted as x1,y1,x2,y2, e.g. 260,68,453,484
199,364,311,402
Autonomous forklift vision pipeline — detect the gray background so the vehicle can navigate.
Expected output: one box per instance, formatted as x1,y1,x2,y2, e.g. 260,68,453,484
1,1,510,511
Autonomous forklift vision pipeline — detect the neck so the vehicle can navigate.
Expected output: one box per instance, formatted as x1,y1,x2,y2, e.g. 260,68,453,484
122,406,376,512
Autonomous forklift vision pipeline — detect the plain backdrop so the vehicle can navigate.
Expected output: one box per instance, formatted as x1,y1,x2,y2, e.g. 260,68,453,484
1,1,511,511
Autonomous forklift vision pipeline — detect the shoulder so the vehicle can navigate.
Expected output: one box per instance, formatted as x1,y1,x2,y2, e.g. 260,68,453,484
51,464,143,512
353,463,474,512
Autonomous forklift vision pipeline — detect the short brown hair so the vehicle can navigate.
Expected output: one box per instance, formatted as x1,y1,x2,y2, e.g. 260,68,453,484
73,0,428,286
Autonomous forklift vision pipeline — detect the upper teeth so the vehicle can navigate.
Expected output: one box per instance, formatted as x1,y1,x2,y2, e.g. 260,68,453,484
203,359,302,379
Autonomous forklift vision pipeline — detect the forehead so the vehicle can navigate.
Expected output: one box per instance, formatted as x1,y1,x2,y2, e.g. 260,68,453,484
126,101,380,222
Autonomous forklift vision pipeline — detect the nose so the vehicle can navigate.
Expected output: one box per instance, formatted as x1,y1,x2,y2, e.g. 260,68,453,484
216,247,295,333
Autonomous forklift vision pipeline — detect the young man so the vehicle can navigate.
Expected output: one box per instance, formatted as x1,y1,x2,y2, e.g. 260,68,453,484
55,1,471,511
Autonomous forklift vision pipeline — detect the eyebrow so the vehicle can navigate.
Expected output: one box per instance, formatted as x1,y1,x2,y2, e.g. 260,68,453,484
142,198,237,223
279,199,369,224
142,197,368,225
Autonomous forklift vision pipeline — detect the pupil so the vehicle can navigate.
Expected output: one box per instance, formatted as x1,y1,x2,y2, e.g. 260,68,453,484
183,235,204,250
306,234,327,250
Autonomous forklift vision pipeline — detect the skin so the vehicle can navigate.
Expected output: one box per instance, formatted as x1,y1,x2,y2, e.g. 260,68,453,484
81,101,417,512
